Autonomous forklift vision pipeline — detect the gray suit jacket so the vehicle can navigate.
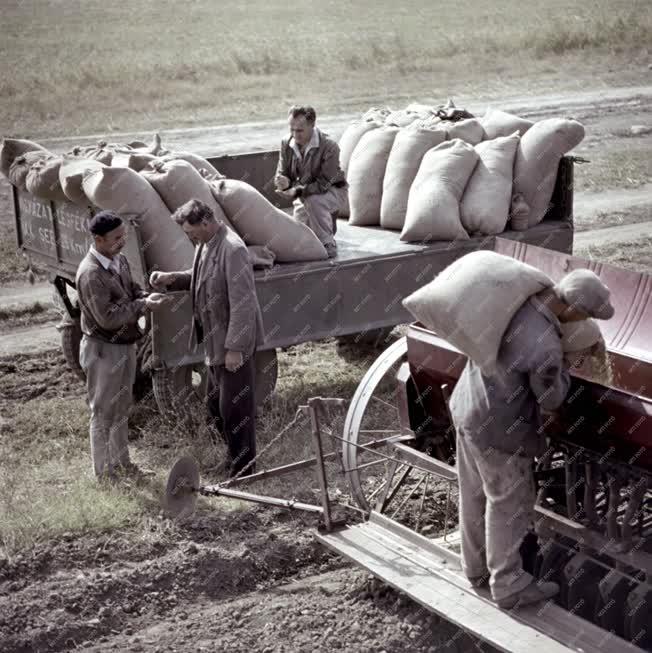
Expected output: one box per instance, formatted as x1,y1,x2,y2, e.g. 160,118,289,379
173,224,264,366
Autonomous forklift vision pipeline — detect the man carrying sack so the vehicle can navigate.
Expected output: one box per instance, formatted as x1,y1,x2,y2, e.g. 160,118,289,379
76,210,168,481
449,269,615,608
150,199,264,477
274,105,348,259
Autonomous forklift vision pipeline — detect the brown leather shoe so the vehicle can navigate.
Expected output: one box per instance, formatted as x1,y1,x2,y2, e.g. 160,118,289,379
496,580,560,609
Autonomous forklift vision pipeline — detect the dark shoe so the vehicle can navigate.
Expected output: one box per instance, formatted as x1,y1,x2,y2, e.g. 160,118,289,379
496,580,559,609
468,574,490,588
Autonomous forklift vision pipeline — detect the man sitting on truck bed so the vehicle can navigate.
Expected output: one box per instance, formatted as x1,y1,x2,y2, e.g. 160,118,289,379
274,104,348,259
150,199,264,478
76,211,167,481
449,270,614,609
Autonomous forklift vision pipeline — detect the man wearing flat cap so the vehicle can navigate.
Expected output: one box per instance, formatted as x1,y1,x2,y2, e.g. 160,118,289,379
450,268,614,609
76,211,168,481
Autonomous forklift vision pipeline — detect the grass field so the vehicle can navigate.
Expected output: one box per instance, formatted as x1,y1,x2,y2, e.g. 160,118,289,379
0,338,389,554
2,0,651,137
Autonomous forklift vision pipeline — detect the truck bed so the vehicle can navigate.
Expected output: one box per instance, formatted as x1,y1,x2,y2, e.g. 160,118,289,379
11,150,575,369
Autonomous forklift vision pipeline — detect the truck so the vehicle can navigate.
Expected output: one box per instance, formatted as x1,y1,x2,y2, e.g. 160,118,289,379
11,149,575,413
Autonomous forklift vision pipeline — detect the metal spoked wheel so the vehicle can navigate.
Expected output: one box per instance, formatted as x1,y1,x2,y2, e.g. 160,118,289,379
342,337,409,511
341,337,458,534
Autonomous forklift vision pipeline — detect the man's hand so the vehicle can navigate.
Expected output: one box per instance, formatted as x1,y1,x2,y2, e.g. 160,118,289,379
225,350,244,372
275,188,297,200
144,293,170,312
149,271,176,291
275,174,290,191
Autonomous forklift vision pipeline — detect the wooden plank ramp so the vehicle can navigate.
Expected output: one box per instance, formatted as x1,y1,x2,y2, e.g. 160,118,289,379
315,512,643,653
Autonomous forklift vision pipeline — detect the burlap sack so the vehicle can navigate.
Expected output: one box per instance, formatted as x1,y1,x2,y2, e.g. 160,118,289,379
111,151,158,172
416,116,445,131
460,132,520,235
380,125,447,229
385,110,419,128
67,145,97,157
405,103,438,117
445,118,485,145
339,120,382,174
403,250,553,374
362,107,391,122
133,133,165,156
401,139,477,242
82,166,195,271
481,108,534,140
348,126,399,226
560,319,602,353
8,151,54,189
1,138,48,177
25,157,67,202
210,179,327,263
140,159,233,231
247,245,276,269
86,141,116,165
59,158,106,205
513,118,585,227
160,152,220,177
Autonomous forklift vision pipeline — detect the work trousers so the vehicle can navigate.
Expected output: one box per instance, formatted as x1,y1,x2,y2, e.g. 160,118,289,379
293,186,348,251
206,356,257,475
456,430,536,602
79,335,136,478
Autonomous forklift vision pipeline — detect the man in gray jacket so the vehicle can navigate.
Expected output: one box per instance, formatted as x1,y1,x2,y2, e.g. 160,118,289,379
275,105,348,258
150,199,264,477
76,211,167,480
449,269,614,609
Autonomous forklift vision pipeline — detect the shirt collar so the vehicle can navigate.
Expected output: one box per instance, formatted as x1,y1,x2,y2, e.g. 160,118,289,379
201,222,227,252
91,246,119,272
290,128,320,159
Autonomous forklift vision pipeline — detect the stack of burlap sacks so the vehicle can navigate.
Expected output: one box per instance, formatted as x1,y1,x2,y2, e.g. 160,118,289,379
0,135,328,273
340,101,584,241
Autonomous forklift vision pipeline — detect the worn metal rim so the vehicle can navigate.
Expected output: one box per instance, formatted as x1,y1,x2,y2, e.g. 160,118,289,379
342,337,408,512
165,456,200,519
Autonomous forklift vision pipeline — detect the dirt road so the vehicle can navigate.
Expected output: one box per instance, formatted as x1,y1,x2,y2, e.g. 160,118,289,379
37,85,652,156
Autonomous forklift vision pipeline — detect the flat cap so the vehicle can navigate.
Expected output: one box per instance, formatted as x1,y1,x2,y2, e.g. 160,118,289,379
554,269,615,320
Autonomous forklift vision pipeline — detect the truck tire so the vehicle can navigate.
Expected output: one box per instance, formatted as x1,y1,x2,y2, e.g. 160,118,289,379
152,350,278,416
255,349,278,406
152,365,208,416
60,321,85,381
61,319,152,400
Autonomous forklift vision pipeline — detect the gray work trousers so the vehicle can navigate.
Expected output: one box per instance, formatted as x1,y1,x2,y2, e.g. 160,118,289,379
456,430,535,601
293,186,348,250
79,335,136,478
